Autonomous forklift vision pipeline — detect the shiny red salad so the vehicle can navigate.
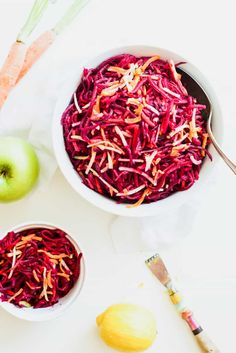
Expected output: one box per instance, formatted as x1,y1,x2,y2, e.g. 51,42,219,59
62,54,210,207
0,228,82,308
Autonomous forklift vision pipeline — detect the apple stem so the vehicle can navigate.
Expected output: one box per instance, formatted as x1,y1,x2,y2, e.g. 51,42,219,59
0,165,12,178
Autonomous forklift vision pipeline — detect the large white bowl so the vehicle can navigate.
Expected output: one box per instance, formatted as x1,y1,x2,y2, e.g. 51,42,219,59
0,222,86,321
53,45,223,217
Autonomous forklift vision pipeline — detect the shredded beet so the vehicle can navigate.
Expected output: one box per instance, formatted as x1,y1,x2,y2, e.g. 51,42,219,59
0,228,82,308
62,54,211,207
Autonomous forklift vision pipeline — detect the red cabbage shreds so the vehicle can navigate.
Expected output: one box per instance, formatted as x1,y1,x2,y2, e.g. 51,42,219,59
62,54,211,207
0,228,82,308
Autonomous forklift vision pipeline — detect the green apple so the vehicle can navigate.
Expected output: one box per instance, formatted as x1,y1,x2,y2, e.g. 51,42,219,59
0,137,39,202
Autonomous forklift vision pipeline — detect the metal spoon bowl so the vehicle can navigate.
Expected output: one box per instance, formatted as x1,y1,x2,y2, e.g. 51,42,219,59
177,68,236,175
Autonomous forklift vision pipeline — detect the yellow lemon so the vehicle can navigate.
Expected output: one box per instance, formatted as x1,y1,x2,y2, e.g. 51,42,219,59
96,303,157,352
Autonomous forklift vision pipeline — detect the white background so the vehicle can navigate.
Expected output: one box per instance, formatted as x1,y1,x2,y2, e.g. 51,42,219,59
0,1,236,352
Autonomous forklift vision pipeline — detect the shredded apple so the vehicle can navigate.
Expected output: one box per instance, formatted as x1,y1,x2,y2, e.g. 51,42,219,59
0,228,82,308
62,54,211,206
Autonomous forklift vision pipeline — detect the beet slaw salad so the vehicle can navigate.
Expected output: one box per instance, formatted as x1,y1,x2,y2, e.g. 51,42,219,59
0,228,82,308
62,54,211,207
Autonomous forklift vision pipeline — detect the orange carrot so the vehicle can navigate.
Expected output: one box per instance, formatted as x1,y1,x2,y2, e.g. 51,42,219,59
17,30,56,82
0,41,27,107
0,0,89,105
0,0,54,107
18,0,89,82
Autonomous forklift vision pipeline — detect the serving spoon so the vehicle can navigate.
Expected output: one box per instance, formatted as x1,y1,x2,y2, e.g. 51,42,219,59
177,68,236,175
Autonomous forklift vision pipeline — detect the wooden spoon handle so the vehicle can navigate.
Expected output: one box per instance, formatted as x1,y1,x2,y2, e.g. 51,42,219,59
181,310,221,353
195,329,221,353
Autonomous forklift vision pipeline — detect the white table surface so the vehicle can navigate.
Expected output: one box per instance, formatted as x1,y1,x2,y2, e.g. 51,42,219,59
0,1,236,352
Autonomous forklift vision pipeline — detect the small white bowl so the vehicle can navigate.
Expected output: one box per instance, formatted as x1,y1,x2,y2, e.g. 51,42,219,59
53,45,223,217
0,222,86,321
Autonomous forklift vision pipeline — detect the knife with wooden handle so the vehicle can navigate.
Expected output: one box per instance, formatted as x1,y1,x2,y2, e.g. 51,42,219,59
145,254,221,353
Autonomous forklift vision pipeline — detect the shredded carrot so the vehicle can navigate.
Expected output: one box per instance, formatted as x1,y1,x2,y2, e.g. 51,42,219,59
26,281,40,290
37,249,70,259
59,259,66,274
127,188,151,208
127,98,141,106
202,133,209,156
85,149,96,174
50,258,58,265
22,235,42,242
71,135,84,141
101,83,122,97
170,147,180,157
8,288,23,303
46,291,53,296
153,169,164,184
57,272,70,281
39,267,49,301
107,152,113,169
90,168,119,194
92,95,101,115
171,144,190,157
98,145,124,155
21,233,35,240
16,244,28,250
87,140,114,148
73,155,89,160
125,116,142,124
33,269,40,283
152,165,157,177
16,239,41,248
134,104,144,117
115,126,128,147
141,55,160,72
108,66,127,75
129,75,140,91
47,270,53,289
168,59,182,82
189,108,198,140
100,127,106,141
15,234,42,249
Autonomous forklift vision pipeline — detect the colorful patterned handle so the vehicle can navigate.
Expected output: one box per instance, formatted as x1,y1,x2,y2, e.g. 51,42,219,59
168,290,221,353
182,310,221,353
195,330,221,353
